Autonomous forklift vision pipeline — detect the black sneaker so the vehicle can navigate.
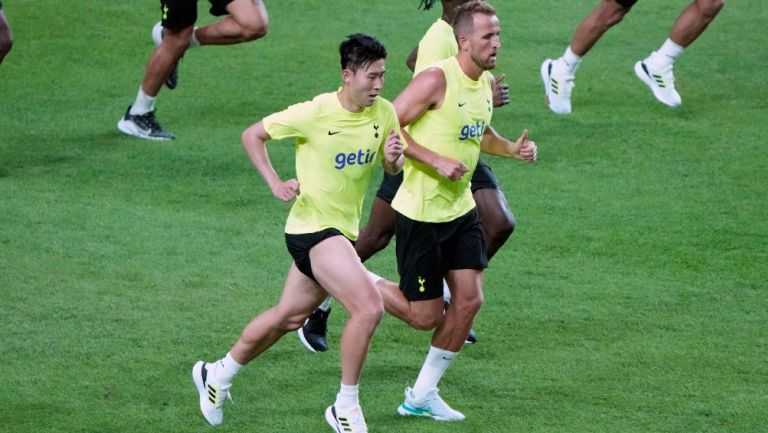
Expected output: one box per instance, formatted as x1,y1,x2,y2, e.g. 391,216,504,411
165,64,179,90
298,307,330,352
117,105,175,140
464,329,478,345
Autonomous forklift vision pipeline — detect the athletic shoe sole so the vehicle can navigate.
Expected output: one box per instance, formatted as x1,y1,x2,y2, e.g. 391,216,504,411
297,327,320,353
397,403,462,421
117,119,174,141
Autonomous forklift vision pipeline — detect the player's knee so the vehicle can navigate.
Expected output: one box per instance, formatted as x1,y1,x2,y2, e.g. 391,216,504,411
604,0,631,27
408,314,442,331
280,313,308,332
163,30,193,52
356,299,385,326
452,293,484,322
487,213,515,245
0,37,12,58
697,0,724,18
370,229,395,253
241,20,268,41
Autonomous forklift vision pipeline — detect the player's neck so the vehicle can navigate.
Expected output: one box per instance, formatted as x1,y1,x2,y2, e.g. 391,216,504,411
337,89,364,113
456,54,483,81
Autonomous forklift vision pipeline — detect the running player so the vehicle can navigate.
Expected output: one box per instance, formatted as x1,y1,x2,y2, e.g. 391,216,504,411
191,34,404,433
118,0,270,140
542,0,725,113
381,1,536,420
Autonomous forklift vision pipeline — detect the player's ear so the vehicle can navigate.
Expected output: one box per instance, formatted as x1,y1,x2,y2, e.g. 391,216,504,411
457,34,470,52
341,68,352,84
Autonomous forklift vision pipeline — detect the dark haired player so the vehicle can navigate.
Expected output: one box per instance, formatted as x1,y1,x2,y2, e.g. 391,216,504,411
191,34,404,433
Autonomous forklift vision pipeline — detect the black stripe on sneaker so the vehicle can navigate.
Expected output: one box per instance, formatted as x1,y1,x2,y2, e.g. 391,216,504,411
641,62,651,79
200,363,208,385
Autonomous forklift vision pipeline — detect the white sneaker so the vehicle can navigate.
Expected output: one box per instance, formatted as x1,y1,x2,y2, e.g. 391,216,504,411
634,56,681,107
541,58,575,115
192,361,233,426
397,387,465,421
325,404,369,433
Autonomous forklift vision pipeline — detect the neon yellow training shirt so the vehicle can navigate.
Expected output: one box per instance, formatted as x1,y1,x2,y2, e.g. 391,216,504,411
393,57,493,223
414,18,458,75
263,92,400,239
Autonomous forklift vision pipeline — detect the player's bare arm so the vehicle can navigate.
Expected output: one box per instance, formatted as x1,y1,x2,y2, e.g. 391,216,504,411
480,126,537,163
241,121,300,201
394,68,469,180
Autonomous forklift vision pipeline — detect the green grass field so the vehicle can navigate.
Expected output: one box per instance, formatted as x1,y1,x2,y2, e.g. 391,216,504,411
1,0,766,432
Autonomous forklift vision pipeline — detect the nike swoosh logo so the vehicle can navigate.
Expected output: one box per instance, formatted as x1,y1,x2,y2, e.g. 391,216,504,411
458,102,466,107
328,131,341,135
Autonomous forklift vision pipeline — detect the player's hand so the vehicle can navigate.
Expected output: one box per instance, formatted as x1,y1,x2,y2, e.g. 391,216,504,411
384,129,404,164
514,129,537,163
492,73,510,108
271,178,300,201
433,155,469,181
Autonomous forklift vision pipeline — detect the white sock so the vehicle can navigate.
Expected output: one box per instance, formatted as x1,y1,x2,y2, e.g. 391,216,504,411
442,279,451,304
412,346,457,398
129,88,156,115
561,45,582,74
212,352,243,385
190,28,201,48
318,297,333,312
648,38,684,69
335,383,360,409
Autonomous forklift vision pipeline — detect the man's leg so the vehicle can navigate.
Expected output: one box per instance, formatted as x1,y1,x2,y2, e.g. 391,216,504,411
0,9,13,64
474,188,514,258
397,269,483,421
118,25,192,140
356,196,398,262
470,161,516,261
195,0,269,45
634,0,724,107
541,0,632,114
309,236,383,432
193,263,326,426
300,175,400,352
431,269,484,353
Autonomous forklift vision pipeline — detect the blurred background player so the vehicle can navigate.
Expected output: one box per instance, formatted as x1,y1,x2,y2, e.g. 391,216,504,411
191,34,403,432
0,0,13,64
298,0,517,352
118,0,270,140
541,0,725,114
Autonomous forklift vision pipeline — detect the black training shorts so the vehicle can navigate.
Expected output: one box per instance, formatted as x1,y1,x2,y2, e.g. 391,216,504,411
615,0,638,8
160,0,235,30
285,228,351,282
395,209,487,301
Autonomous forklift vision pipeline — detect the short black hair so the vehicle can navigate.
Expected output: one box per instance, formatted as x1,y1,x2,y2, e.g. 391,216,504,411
339,33,387,72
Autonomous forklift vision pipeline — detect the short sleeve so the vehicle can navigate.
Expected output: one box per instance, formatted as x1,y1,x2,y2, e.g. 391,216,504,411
262,99,316,141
